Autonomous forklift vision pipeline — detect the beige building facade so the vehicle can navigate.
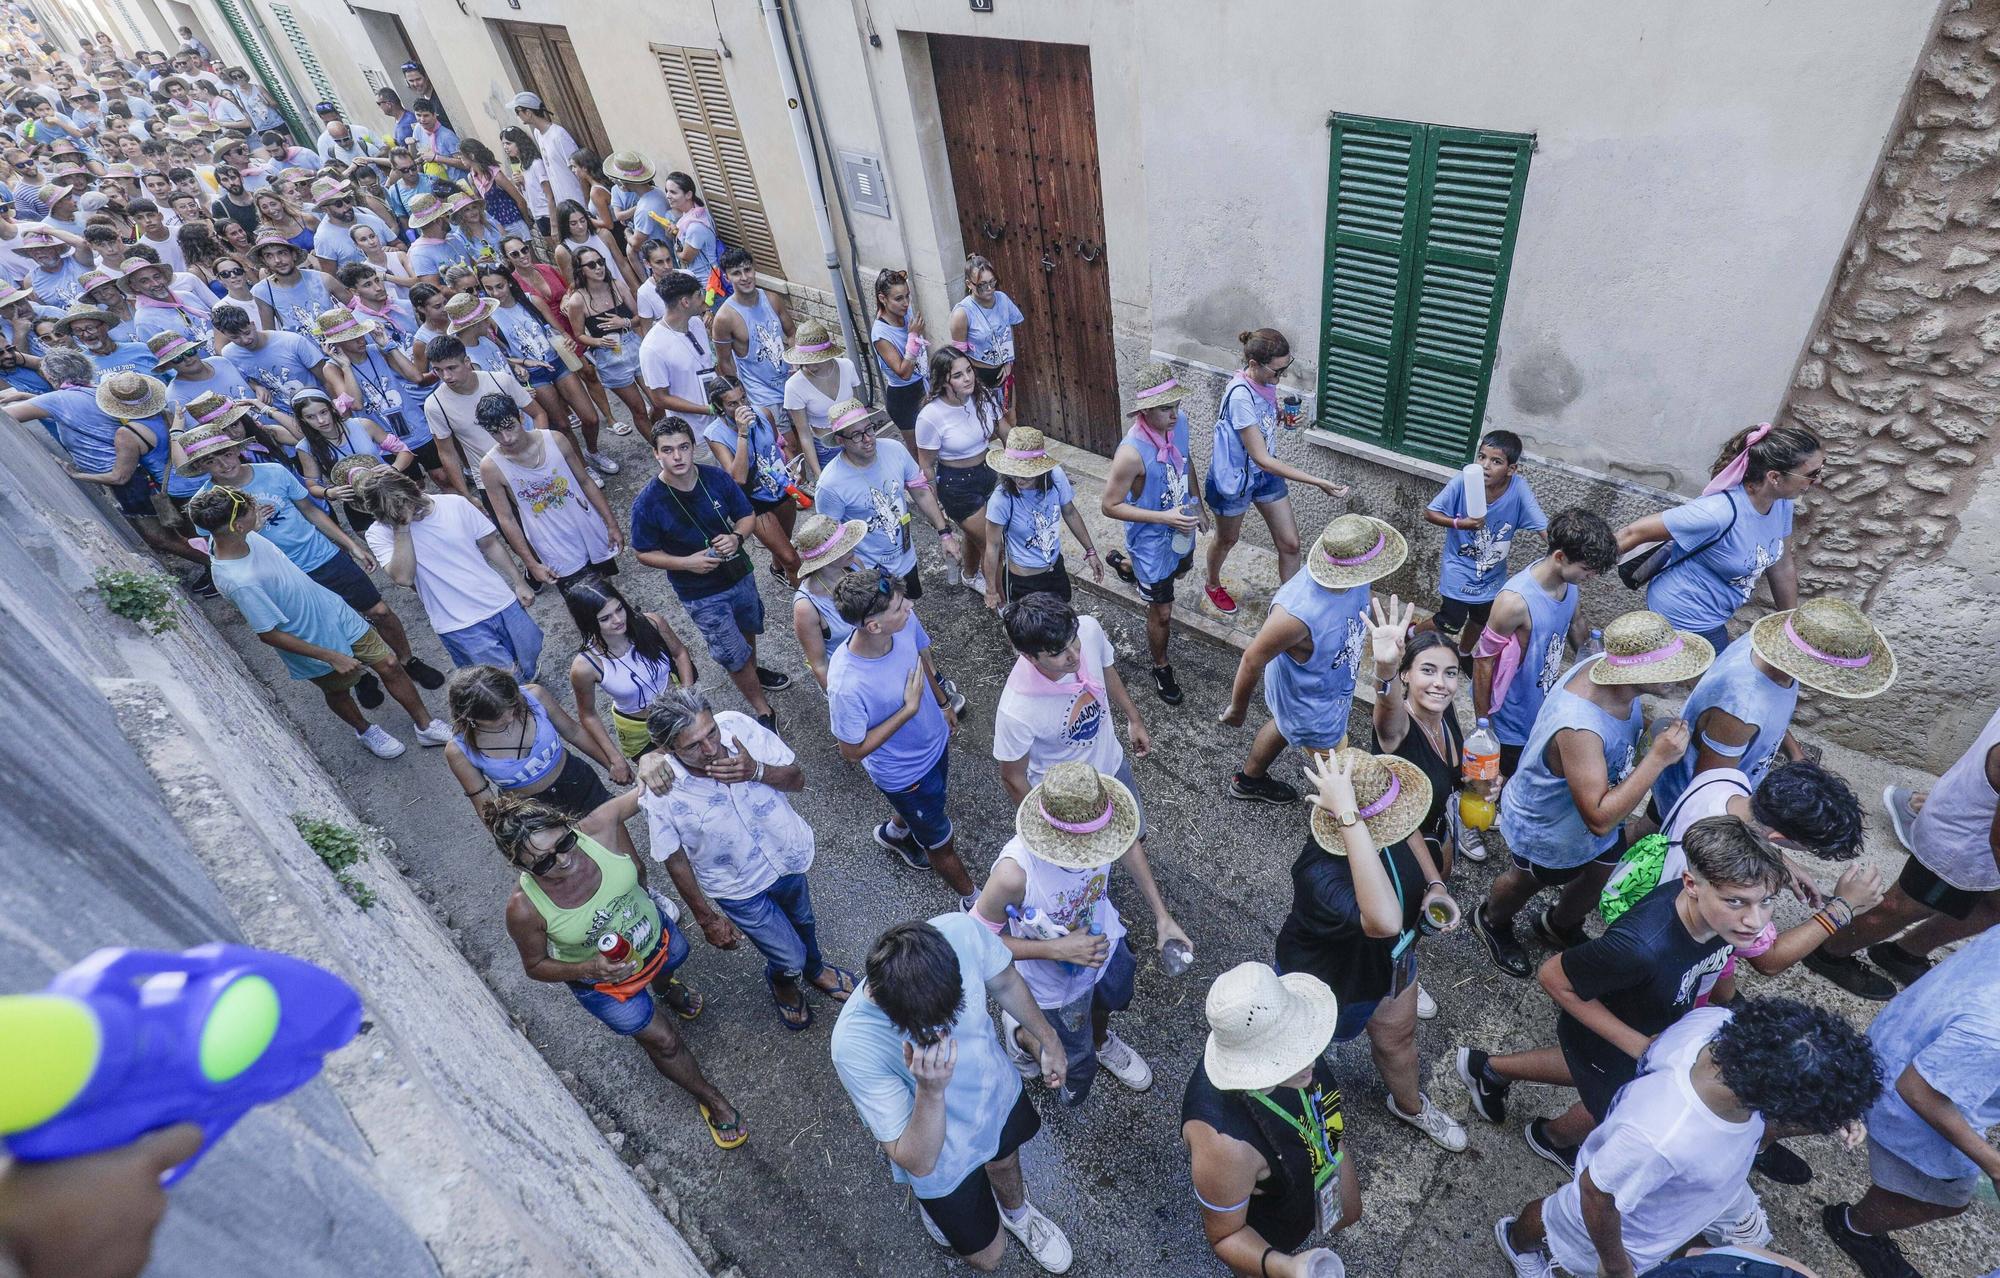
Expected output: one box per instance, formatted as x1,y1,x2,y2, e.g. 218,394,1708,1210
44,0,2000,763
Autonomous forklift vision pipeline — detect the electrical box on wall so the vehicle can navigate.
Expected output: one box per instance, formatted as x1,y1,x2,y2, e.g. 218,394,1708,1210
839,150,891,218
971,0,994,11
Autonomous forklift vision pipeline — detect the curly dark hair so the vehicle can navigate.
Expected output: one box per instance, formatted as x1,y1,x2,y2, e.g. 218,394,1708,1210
1711,996,1881,1133
1750,759,1864,860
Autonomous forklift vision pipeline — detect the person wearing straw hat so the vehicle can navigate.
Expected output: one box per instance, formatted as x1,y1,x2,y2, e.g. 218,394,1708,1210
67,268,139,345
981,424,1102,608
307,177,392,272
814,396,960,599
1101,361,1209,705
916,345,1003,595
441,289,515,380
1276,748,1468,1152
1221,513,1406,806
972,759,1181,1105
829,916,1073,1272
1470,610,1709,978
248,231,344,352
446,189,506,271
212,304,350,408
312,303,443,482
781,314,860,484
605,149,673,267
403,191,455,284
14,222,93,307
477,392,623,592
789,514,868,691
154,328,260,433
1180,961,1355,1276
124,255,214,353
0,282,50,395
52,299,154,378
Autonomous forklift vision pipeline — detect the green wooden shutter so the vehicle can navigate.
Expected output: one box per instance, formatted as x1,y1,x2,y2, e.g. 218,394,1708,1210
1318,115,1532,465
212,0,309,143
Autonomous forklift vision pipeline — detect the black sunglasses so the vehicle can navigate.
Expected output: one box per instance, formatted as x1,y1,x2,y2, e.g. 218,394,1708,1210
516,829,577,877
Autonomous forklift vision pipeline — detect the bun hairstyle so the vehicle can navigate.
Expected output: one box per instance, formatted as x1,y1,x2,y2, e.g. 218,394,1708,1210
1239,327,1289,366
1711,423,1821,485
963,253,996,290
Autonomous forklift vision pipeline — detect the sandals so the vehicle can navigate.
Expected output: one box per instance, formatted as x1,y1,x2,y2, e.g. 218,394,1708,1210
1105,549,1137,584
666,977,704,1021
812,965,859,1003
770,976,814,1032
606,418,635,436
699,1102,749,1150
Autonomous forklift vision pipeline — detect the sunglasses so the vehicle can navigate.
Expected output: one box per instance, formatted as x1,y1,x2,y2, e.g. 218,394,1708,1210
515,829,577,877
216,268,246,279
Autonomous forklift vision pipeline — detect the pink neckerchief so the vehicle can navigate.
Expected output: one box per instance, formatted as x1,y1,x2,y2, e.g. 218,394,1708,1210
1004,651,1105,707
1234,368,1277,407
1130,411,1183,473
134,293,195,317
676,205,714,238
351,295,395,318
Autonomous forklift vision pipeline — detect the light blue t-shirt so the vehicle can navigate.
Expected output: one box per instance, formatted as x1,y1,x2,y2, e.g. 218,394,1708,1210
984,468,1075,573
86,340,157,378
953,291,1024,366
347,345,430,443
1120,411,1195,585
1645,488,1793,633
677,216,720,281
27,257,88,308
193,463,338,572
827,612,946,791
31,386,123,472
1263,571,1370,750
870,316,922,388
829,912,1023,1197
1653,638,1800,814
1428,471,1547,604
627,189,673,243
221,330,325,402
407,236,459,281
1497,657,1645,869
1864,928,2000,1180
209,531,367,680
163,360,255,417
253,272,338,350
814,439,923,575
310,211,394,267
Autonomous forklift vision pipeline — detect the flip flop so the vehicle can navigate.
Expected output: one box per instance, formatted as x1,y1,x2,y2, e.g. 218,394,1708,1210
667,977,704,1021
607,418,635,435
1105,549,1136,584
811,965,859,1002
769,976,813,1031
699,1103,748,1150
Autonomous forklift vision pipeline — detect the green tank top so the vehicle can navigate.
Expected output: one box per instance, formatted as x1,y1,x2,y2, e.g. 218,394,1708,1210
517,832,663,965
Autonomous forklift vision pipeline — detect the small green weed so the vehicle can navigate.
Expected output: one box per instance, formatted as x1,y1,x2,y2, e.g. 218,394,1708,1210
93,568,180,634
292,813,379,910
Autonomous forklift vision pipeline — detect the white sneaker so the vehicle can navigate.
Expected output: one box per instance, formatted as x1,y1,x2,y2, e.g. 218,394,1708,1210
1415,982,1437,1021
1492,1216,1557,1278
966,570,989,594
356,724,406,758
998,1010,1037,1079
917,1204,951,1249
1457,820,1489,863
1096,1031,1153,1091
1702,1202,1772,1249
997,1199,1072,1274
589,450,622,475
1386,1091,1467,1152
413,719,452,747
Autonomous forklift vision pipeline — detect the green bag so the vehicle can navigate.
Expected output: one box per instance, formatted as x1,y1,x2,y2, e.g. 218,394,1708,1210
1599,832,1670,926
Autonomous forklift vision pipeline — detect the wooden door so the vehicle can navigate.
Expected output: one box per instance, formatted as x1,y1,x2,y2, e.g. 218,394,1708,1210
497,20,611,158
930,36,1119,455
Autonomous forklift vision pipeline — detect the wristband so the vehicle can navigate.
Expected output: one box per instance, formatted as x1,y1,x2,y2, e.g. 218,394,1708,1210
1425,879,1445,891
1084,548,1099,559
753,760,765,784
1260,1247,1277,1278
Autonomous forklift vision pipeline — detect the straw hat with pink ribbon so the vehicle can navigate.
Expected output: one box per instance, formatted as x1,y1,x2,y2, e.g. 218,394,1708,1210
176,416,250,474
987,425,1061,479
1126,360,1190,414
1306,513,1407,591
823,397,885,440
1749,597,1896,700
1588,609,1716,687
1015,761,1141,869
792,514,868,575
783,318,844,366
146,329,201,366
313,304,378,345
444,291,497,333
1309,747,1433,854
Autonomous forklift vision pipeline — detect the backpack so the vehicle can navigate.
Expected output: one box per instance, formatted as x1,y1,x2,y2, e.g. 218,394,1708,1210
1599,773,1748,924
1208,380,1257,499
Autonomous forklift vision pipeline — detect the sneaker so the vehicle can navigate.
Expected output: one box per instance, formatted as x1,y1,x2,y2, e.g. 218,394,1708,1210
1822,1202,1921,1278
1801,949,1898,1002
1867,941,1934,989
1415,982,1437,1020
1456,819,1488,863
1096,1032,1153,1091
754,665,792,691
1230,771,1299,804
1882,784,1920,853
1151,665,1184,706
1493,1216,1558,1278
966,569,989,595
413,719,453,747
1751,1140,1813,1185
1455,1047,1510,1124
938,675,967,715
354,671,385,709
1522,1118,1578,1174
917,1204,952,1249
874,822,929,871
404,657,447,690
356,724,406,759
999,1010,1037,1079
588,450,622,475
996,1199,1072,1274
1473,903,1533,979
1703,1202,1773,1250
1386,1091,1466,1152
959,893,980,914
754,711,779,733
192,569,220,599
1530,908,1589,951
1204,583,1238,615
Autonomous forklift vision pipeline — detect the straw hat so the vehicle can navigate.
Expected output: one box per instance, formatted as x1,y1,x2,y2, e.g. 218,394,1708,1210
118,256,171,284
74,267,124,299
1749,598,1896,700
101,162,140,181
443,190,477,216
1308,747,1433,855
1202,962,1341,1092
0,283,35,310
1306,513,1408,590
444,292,497,333
175,420,241,474
1588,610,1716,687
824,397,885,439
51,302,119,334
783,318,844,366
404,191,448,229
145,329,199,365
182,390,254,432
313,304,377,344
987,425,1061,479
329,455,382,488
96,370,168,420
1015,762,1141,869
15,227,67,253
308,177,351,206
604,149,655,184
252,230,299,258
1126,360,1189,413
792,515,867,574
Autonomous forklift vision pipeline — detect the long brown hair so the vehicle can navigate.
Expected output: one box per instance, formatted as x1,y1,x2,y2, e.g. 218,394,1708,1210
1710,424,1822,484
446,665,526,741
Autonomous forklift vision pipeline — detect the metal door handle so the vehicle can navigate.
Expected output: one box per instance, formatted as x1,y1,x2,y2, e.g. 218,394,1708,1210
1073,239,1103,263
1040,250,1058,273
977,217,1007,241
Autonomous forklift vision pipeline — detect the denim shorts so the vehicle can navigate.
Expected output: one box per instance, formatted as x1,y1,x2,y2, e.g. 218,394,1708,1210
935,460,997,523
591,339,642,389
1047,937,1137,1106
680,572,765,673
1203,467,1288,518
438,601,545,682
1330,947,1416,1043
523,361,572,389
111,471,157,518
882,747,952,849
565,904,690,1036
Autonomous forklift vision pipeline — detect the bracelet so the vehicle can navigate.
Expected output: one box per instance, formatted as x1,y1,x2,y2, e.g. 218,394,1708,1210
1260,1247,1277,1278
1812,909,1839,937
1084,547,1099,558
935,525,953,537
753,760,765,784
1425,879,1446,891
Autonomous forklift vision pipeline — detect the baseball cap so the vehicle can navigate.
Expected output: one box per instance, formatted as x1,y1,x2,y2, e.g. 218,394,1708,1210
313,100,339,116
508,91,542,112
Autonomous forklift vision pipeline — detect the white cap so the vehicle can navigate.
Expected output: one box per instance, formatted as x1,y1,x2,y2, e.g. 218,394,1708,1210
508,91,543,112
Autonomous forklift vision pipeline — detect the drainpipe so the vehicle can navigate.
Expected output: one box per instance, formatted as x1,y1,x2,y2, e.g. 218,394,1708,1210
759,0,864,393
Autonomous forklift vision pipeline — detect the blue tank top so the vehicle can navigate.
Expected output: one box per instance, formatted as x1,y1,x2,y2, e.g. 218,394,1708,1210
796,586,855,651
1496,657,1644,869
1122,412,1194,583
453,690,565,789
126,415,172,489
870,316,922,388
1263,571,1370,751
1489,566,1580,748
724,290,788,407
1653,638,1799,813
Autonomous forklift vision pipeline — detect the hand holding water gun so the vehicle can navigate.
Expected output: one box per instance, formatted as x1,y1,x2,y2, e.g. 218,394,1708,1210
783,453,814,510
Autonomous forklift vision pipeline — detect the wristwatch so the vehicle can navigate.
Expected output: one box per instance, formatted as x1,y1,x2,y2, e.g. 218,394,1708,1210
1333,809,1359,828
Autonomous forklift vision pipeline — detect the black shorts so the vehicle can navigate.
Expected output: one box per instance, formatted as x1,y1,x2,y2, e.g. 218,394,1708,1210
917,1088,1041,1256
935,461,997,524
557,558,620,594
307,549,383,613
901,566,924,602
529,752,614,821
883,380,925,434
742,486,791,516
407,438,444,473
1899,855,1981,921
1004,557,1072,603
1499,742,1525,779
1433,594,1493,636
110,472,157,518
1509,832,1628,887
1557,1013,1640,1122
1135,550,1195,605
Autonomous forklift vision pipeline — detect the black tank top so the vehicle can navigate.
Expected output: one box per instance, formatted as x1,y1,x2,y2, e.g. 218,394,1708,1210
1180,1058,1342,1252
581,289,634,339
1377,706,1462,843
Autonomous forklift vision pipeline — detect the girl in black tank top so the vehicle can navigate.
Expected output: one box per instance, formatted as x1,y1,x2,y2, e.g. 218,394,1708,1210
1180,1058,1345,1252
1368,616,1465,869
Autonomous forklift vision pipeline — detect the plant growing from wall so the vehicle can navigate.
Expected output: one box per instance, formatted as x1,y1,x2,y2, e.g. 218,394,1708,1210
292,813,379,910
92,567,181,634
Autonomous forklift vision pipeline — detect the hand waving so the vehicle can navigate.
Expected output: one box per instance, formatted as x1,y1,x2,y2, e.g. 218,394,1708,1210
1368,594,1415,668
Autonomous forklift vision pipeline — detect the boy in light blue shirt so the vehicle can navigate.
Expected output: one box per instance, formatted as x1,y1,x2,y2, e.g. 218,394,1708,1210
1424,429,1547,670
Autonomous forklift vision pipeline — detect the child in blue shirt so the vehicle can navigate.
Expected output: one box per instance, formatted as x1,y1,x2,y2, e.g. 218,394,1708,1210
1424,430,1547,670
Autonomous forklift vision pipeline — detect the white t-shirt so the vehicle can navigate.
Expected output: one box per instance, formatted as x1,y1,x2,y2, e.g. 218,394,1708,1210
915,393,1000,462
363,494,516,633
782,357,860,436
425,370,534,470
1542,1007,1764,1277
636,271,702,322
638,317,715,433
992,614,1125,783
537,123,585,208
1659,768,1751,883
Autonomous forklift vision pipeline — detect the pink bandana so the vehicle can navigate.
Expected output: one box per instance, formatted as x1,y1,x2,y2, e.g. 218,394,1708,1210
1004,652,1106,709
1605,637,1685,667
1130,411,1183,473
1703,422,1772,496
1235,369,1277,407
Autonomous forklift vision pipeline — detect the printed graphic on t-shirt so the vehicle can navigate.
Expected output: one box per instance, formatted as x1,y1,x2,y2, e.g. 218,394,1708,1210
747,316,786,378
1044,867,1111,932
1538,631,1566,693
514,470,572,516
1674,947,1733,1007
1616,743,1637,784
1026,499,1064,563
1728,541,1782,600
1335,615,1368,673
1459,523,1514,576
865,482,910,547
1156,458,1190,512
1061,689,1103,748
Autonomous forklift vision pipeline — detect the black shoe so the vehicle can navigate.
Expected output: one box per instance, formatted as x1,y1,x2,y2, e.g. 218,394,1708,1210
1105,549,1136,584
191,568,219,599
1523,1119,1578,1174
755,710,779,733
354,671,384,709
1531,907,1590,951
754,665,792,691
404,657,447,690
1752,1141,1812,1186
1473,903,1533,979
1229,771,1299,804
1151,665,1184,706
1455,1047,1509,1124
1822,1202,1922,1278
1802,949,1898,1002
874,822,930,871
1867,941,1933,989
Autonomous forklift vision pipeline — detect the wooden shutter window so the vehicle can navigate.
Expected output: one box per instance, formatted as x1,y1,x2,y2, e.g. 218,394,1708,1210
652,44,783,275
211,0,308,142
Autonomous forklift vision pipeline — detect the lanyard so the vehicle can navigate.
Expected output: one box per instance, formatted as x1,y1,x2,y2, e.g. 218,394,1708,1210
1248,1087,1339,1172
1384,848,1415,961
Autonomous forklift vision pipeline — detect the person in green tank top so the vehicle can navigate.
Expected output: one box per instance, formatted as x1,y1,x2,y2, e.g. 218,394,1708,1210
492,792,748,1149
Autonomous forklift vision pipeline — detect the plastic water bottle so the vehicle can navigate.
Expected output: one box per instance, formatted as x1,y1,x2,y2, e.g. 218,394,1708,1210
1160,938,1194,976
1461,462,1487,521
1171,503,1195,557
1463,717,1501,785
1579,628,1606,661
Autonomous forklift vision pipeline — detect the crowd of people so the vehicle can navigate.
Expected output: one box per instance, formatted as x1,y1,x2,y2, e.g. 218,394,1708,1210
3,16,1995,1278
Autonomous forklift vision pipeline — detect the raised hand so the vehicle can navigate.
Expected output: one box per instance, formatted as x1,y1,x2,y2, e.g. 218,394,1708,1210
1369,594,1416,668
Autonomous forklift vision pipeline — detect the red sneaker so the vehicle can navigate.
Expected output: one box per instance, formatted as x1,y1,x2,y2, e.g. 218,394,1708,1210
1204,583,1238,615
